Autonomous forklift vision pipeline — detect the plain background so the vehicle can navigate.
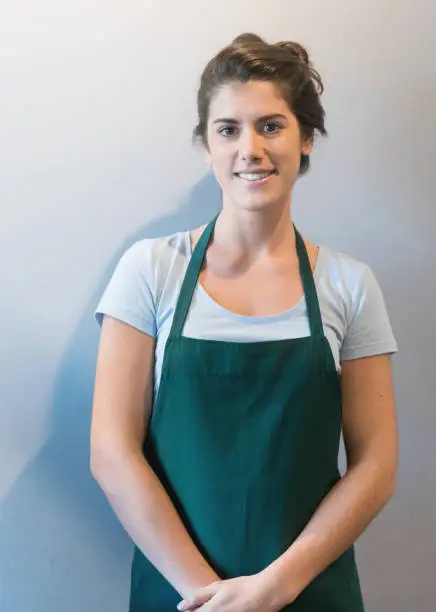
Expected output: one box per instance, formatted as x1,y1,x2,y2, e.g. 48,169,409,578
1,1,435,610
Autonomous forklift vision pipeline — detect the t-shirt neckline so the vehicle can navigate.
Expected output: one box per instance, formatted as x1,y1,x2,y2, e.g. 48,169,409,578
183,229,324,323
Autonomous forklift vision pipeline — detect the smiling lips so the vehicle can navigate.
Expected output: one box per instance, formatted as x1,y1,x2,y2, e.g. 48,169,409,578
235,169,277,185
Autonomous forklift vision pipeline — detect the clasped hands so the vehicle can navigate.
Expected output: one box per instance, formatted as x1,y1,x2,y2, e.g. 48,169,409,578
177,571,293,612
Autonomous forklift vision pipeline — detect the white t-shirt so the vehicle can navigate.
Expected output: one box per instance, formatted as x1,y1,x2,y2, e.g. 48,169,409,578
95,230,398,393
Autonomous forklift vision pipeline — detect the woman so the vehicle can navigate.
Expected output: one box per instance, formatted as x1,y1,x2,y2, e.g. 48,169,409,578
91,33,398,612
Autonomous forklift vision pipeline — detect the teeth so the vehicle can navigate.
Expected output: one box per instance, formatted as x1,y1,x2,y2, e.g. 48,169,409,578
238,172,273,181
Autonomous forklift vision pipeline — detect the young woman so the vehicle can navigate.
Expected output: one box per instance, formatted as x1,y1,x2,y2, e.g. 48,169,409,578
91,33,398,612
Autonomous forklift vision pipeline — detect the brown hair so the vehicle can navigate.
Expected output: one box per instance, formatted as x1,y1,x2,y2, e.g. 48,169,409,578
194,33,327,176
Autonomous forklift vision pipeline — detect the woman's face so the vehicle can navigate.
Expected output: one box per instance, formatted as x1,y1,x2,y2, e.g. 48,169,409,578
205,80,312,213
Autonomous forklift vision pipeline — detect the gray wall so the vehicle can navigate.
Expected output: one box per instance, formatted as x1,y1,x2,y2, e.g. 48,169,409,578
1,2,434,610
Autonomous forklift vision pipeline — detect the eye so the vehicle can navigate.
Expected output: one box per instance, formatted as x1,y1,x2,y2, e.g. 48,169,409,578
263,122,282,134
218,126,238,137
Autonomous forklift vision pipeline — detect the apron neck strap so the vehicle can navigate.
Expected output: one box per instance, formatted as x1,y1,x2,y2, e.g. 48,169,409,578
170,216,217,338
294,227,324,340
170,215,324,340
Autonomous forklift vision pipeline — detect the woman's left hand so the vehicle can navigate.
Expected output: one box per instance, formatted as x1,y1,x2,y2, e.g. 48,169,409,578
177,573,284,612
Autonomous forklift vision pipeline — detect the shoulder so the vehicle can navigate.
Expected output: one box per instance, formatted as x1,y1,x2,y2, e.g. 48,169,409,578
316,245,373,305
120,230,190,283
316,245,397,359
124,230,189,269
94,230,191,334
124,230,191,300
316,245,389,333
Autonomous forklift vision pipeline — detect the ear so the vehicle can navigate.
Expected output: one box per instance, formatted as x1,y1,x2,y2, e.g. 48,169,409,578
301,137,314,156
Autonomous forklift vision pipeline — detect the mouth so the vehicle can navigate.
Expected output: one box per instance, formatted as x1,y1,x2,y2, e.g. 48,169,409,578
234,169,277,186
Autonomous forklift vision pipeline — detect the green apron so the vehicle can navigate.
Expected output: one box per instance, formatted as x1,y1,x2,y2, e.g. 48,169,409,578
129,216,365,611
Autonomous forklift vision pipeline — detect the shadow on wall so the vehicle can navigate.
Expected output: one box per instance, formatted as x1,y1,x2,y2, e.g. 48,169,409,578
0,173,221,612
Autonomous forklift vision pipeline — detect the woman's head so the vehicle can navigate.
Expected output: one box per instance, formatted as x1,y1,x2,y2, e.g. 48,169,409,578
194,33,327,213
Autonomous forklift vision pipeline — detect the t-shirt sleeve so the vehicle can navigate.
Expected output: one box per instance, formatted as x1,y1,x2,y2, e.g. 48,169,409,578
340,264,398,361
94,240,157,337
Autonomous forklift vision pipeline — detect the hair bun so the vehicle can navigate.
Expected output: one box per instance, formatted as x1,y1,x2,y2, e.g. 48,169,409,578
232,33,265,45
275,41,310,66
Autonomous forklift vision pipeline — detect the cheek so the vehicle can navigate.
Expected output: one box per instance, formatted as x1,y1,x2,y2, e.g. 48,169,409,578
214,164,235,190
208,149,234,182
279,144,303,176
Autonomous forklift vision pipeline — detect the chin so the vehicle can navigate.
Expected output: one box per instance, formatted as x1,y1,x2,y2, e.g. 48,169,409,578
238,193,286,212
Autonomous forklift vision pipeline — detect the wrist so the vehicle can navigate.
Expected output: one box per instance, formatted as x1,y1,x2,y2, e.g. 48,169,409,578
257,558,303,610
182,570,220,600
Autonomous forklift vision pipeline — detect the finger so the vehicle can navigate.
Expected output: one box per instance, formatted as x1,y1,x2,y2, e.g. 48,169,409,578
177,584,217,611
177,593,213,611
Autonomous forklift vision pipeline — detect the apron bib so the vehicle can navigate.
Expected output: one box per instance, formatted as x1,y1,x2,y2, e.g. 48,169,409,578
129,217,365,611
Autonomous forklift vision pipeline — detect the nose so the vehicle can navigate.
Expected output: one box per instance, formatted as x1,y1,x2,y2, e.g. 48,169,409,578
239,126,264,162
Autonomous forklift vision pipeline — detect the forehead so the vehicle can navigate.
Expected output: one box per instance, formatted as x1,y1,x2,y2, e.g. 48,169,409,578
208,80,292,121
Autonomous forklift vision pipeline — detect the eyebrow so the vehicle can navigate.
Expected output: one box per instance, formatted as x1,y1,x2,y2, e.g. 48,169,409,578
212,113,288,124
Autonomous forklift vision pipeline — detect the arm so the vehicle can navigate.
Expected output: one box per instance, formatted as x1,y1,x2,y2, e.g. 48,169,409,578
260,354,398,608
90,316,220,599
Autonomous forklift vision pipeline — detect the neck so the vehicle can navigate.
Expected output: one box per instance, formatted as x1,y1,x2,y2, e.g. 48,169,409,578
214,201,295,256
